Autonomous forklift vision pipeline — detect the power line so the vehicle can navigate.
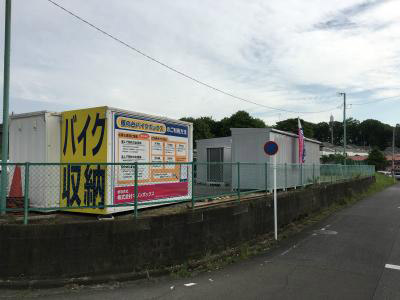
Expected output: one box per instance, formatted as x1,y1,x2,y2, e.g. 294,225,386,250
46,0,340,115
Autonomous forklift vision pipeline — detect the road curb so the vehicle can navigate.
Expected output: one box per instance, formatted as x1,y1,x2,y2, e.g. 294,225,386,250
0,269,169,290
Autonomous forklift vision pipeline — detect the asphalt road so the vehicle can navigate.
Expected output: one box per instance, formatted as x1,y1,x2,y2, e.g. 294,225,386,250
3,183,400,300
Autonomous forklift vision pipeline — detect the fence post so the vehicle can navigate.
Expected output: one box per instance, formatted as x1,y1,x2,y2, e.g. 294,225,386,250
300,164,303,187
237,162,240,202
312,163,315,184
341,165,344,181
191,161,195,209
23,162,30,225
134,162,138,218
284,163,287,191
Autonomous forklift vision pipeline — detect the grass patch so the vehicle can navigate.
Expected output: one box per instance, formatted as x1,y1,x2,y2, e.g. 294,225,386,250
366,172,396,194
169,174,395,278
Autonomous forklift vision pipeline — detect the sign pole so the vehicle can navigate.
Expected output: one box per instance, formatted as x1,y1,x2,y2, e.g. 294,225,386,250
273,154,277,240
264,140,279,241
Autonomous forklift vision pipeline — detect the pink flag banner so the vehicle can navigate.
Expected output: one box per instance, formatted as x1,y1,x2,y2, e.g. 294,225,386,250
298,118,306,163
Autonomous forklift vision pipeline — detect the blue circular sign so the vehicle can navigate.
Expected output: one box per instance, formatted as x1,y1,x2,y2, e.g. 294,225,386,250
264,141,279,156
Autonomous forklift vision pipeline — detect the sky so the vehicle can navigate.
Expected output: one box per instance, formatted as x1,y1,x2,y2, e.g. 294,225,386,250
0,0,400,126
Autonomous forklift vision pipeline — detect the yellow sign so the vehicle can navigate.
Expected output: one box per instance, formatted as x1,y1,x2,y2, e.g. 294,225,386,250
115,116,166,134
60,107,108,214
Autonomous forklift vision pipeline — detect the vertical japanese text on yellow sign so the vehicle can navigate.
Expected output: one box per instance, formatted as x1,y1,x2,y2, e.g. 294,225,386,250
60,107,108,213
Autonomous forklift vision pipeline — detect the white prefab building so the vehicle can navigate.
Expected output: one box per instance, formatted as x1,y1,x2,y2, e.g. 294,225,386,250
196,128,321,190
9,111,61,209
195,136,232,185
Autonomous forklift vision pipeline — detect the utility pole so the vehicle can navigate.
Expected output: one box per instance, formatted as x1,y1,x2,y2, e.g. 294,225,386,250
393,124,399,183
1,0,12,215
330,115,334,145
339,92,346,165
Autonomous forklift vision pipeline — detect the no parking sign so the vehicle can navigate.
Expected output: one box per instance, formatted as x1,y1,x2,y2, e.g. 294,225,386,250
264,141,279,156
264,140,279,240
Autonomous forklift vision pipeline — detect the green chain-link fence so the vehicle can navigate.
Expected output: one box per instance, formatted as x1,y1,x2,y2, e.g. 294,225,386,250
0,162,375,224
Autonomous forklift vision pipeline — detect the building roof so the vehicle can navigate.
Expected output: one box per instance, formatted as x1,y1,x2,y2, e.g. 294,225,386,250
385,154,400,161
230,127,322,144
9,111,59,119
349,154,400,162
348,155,368,161
195,136,232,143
321,142,370,154
383,147,400,156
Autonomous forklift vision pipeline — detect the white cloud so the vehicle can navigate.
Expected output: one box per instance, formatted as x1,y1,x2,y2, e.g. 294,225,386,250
0,0,399,125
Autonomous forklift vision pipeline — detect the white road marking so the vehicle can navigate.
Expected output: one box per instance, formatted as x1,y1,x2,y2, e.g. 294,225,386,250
385,264,400,271
184,283,197,287
280,248,292,256
314,229,338,235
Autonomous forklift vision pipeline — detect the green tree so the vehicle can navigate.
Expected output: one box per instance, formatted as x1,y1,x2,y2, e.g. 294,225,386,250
181,111,267,146
182,112,397,151
366,148,388,170
331,121,344,145
346,118,361,145
314,122,330,143
274,118,314,137
396,126,400,148
360,119,392,150
321,154,345,164
180,116,216,146
218,111,266,137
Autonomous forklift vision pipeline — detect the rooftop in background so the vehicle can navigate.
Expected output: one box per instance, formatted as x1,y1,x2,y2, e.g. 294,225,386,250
383,147,400,156
385,154,400,161
321,142,370,156
348,153,400,163
348,155,368,161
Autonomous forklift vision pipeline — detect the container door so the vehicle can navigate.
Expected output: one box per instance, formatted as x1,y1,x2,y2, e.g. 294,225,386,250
207,148,223,183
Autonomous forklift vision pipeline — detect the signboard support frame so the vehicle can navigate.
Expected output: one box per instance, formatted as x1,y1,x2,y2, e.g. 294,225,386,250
23,162,30,225
191,161,195,209
134,162,138,218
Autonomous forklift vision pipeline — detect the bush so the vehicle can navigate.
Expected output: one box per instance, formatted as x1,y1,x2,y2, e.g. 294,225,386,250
366,148,388,171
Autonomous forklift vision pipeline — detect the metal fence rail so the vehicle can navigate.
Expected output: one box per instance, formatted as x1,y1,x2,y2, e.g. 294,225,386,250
0,162,375,224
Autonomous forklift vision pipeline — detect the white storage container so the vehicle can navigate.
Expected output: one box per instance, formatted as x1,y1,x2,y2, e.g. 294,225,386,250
59,106,193,214
9,111,61,209
9,107,193,214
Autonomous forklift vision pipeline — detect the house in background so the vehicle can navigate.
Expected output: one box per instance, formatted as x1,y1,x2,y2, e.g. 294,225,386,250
348,155,368,162
321,142,370,157
385,154,400,172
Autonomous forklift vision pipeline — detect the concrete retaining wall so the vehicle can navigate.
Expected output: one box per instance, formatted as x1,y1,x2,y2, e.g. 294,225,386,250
0,177,374,280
